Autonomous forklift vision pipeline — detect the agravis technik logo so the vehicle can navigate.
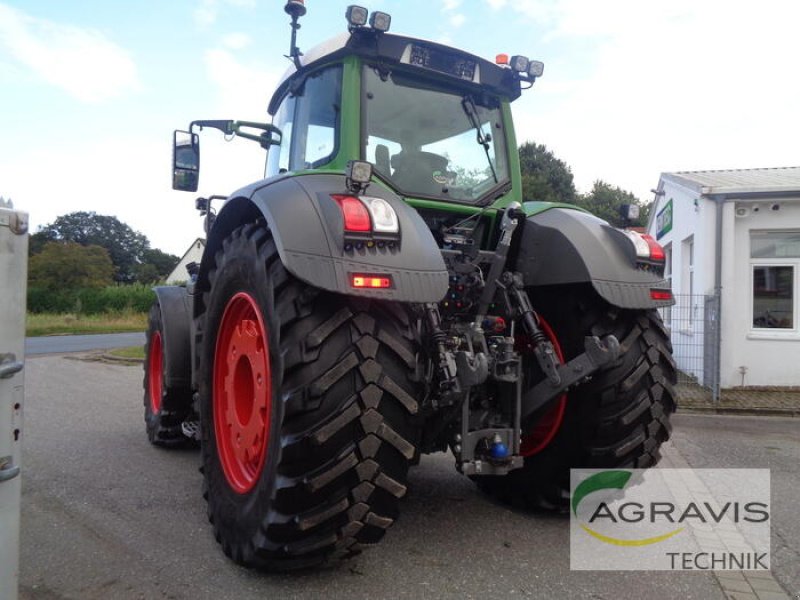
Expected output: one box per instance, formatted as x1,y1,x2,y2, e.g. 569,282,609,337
570,469,771,570
572,470,684,546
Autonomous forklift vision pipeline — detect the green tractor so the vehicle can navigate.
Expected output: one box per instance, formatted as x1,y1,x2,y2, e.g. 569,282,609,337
145,1,676,570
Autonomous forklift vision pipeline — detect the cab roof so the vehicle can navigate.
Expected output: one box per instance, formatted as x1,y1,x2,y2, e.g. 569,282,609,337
268,30,523,114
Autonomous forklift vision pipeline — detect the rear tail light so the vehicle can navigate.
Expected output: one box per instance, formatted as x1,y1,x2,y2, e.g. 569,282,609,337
333,194,371,232
332,194,400,235
624,230,650,258
624,230,665,262
363,197,399,233
641,234,665,261
351,274,393,289
650,289,673,301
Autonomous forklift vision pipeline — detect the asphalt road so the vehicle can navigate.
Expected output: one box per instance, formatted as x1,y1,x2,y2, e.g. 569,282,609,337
17,356,798,599
25,333,145,355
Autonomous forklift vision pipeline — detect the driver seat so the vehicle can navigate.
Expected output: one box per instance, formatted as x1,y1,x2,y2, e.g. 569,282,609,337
390,151,449,195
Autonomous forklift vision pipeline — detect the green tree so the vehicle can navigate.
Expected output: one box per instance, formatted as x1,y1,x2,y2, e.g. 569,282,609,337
133,263,161,285
577,180,649,228
28,242,114,290
140,248,179,280
518,142,576,204
30,211,150,283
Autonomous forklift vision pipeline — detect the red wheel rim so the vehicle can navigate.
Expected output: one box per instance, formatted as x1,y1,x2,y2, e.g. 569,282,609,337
213,292,272,494
148,331,163,414
520,317,567,457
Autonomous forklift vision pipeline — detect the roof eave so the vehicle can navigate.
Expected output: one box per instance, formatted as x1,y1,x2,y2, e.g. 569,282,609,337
703,186,800,198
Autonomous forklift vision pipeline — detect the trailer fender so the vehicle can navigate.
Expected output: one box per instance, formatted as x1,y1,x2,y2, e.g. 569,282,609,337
152,286,192,388
200,173,449,304
514,207,671,309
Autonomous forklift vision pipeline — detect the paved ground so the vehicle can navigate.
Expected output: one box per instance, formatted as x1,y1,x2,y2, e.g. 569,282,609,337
666,415,799,599
17,356,799,599
678,382,800,417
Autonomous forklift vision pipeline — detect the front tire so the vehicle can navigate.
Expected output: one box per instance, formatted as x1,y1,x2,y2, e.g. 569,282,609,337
197,222,421,570
476,291,677,510
143,301,193,447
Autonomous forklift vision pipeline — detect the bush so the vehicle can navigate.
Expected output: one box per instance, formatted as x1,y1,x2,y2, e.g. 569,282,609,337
27,284,155,315
29,242,114,290
27,287,77,314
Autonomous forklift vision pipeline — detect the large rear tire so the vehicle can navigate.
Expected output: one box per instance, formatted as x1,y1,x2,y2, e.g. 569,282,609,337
143,301,193,447
476,291,677,511
197,222,421,570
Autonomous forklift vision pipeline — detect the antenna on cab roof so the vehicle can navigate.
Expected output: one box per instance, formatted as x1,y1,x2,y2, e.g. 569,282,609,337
284,0,307,69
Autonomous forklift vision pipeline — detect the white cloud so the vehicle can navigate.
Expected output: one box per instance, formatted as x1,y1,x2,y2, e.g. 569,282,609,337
197,47,285,205
194,4,217,28
204,47,282,117
1,136,204,256
0,3,140,103
508,0,800,198
194,0,257,28
441,1,466,32
449,13,466,28
485,0,508,9
222,32,252,50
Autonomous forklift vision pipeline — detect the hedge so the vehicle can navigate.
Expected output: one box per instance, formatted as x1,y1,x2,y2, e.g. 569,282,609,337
27,284,155,314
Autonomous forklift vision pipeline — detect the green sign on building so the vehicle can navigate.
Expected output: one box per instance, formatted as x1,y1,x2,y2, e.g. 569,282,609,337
656,199,673,240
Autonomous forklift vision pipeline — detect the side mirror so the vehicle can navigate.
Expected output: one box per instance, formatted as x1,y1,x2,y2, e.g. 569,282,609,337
173,130,200,192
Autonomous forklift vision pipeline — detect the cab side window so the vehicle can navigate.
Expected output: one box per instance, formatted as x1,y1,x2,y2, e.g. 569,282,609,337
266,66,342,178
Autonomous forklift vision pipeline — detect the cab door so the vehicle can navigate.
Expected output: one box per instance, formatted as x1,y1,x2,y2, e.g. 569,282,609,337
0,201,27,600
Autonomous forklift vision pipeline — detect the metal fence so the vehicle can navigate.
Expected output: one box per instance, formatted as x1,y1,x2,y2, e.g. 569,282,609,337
660,293,720,402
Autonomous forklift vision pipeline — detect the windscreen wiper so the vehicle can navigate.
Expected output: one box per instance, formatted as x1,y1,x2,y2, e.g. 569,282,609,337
461,95,498,184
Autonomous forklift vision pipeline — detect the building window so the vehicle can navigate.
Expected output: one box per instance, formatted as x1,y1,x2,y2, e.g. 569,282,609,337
752,266,793,328
751,231,800,331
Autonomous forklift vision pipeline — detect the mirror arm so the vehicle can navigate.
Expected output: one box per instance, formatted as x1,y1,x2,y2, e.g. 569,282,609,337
190,120,235,135
232,121,283,150
187,120,281,150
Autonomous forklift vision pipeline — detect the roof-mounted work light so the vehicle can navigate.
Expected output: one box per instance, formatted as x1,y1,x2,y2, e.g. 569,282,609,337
528,60,544,78
510,55,530,73
369,11,392,32
346,5,369,29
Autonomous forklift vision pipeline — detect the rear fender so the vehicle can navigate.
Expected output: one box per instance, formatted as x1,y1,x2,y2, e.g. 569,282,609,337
514,207,671,309
152,286,192,388
198,173,449,304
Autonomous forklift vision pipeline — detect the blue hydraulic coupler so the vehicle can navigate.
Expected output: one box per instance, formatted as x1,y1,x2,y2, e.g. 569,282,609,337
490,435,510,459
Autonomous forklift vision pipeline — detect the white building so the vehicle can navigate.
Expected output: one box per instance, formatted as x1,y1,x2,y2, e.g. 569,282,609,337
647,167,800,389
165,238,205,284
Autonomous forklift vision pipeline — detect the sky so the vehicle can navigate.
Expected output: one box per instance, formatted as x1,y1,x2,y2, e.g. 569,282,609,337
1,0,800,256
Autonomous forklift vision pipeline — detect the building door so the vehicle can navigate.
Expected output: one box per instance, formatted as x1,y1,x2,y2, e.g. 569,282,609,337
0,202,28,600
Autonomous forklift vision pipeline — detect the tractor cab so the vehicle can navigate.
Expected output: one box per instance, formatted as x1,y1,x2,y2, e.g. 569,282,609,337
174,3,543,214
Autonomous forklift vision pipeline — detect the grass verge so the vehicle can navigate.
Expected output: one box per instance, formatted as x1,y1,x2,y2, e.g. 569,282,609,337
26,312,147,337
108,346,146,361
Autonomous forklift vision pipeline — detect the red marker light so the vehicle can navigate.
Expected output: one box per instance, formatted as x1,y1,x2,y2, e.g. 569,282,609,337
650,289,673,301
496,53,509,65
351,274,392,289
333,195,371,232
641,234,665,261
